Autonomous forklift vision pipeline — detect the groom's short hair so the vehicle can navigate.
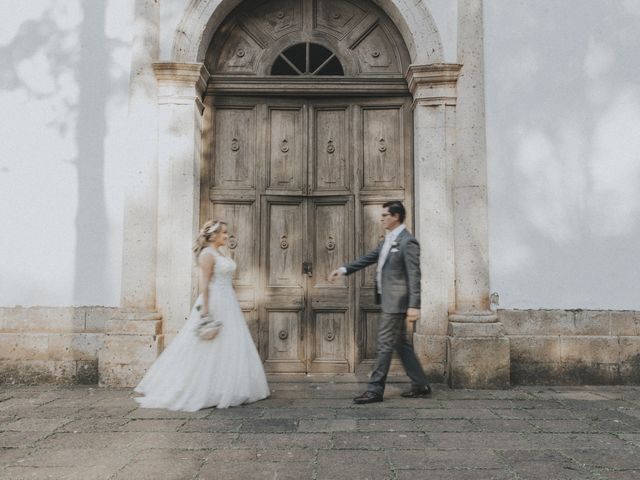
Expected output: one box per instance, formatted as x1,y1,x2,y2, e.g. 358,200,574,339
383,200,406,223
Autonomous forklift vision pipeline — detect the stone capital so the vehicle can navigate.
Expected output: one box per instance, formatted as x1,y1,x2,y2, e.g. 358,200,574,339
153,62,210,106
405,63,462,105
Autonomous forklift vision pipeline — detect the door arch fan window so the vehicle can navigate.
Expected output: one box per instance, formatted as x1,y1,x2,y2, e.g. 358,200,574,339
271,42,344,76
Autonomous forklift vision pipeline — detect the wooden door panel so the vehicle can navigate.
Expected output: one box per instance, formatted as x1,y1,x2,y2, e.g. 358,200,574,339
359,201,385,290
310,310,348,372
261,196,306,372
213,107,256,190
264,308,305,372
307,196,352,372
210,201,256,287
310,106,350,194
267,106,305,194
206,96,412,374
308,198,351,289
210,201,256,317
361,106,403,190
265,199,304,288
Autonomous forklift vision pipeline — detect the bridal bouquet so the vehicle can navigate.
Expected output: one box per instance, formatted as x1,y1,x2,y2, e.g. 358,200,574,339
195,307,223,341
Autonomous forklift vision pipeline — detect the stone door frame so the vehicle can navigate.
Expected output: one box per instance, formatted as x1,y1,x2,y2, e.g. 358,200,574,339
115,0,507,387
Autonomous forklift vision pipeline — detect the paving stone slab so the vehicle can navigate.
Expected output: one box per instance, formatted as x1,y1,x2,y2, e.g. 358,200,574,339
127,407,209,419
1,465,122,480
135,431,236,450
261,407,336,419
233,432,331,449
1,418,71,433
495,408,582,420
177,418,242,433
0,431,49,448
415,408,498,419
316,449,391,480
113,452,203,480
198,459,314,479
395,468,513,479
0,447,31,467
469,418,537,432
55,417,130,433
530,419,599,433
387,448,504,470
239,418,298,432
298,419,356,432
509,461,598,479
116,419,185,432
11,447,135,468
594,470,640,479
561,447,640,470
496,449,572,464
335,407,417,419
333,431,431,450
33,432,148,451
524,433,627,450
428,432,532,450
203,448,316,463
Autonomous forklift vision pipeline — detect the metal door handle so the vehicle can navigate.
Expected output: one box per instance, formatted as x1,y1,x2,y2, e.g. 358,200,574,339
302,261,313,277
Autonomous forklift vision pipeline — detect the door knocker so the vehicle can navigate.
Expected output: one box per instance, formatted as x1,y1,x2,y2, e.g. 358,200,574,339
326,235,336,251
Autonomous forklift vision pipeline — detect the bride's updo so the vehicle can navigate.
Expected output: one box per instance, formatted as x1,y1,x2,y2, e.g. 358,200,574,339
193,219,227,260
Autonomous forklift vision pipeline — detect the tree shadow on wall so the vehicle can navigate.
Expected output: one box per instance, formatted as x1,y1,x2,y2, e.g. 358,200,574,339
484,0,640,308
73,1,109,306
0,2,129,305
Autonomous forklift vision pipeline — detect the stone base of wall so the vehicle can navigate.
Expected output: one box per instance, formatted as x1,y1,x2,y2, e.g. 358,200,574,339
3,307,640,386
0,306,115,384
500,309,640,385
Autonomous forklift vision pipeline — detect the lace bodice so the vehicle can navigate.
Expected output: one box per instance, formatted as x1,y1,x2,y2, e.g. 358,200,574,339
202,247,236,288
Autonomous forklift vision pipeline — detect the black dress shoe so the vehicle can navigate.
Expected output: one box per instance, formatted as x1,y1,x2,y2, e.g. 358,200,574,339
353,391,383,404
400,385,432,398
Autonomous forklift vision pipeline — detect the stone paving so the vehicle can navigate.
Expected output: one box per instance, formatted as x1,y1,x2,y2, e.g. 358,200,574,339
2,378,640,479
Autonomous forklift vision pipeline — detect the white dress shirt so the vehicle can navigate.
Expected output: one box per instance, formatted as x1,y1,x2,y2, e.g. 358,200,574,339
376,224,405,293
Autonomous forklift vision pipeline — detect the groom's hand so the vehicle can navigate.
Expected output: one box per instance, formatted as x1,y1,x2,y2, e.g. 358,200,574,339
329,269,344,282
406,308,420,333
406,308,420,323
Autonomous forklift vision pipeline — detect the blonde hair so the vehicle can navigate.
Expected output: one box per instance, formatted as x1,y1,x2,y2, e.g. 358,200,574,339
193,220,227,260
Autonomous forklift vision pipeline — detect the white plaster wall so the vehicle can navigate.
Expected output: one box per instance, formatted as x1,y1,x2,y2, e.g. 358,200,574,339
422,0,457,63
485,0,640,309
160,0,190,60
0,1,134,307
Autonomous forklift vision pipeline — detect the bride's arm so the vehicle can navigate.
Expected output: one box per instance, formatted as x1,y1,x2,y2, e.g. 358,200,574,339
199,252,216,316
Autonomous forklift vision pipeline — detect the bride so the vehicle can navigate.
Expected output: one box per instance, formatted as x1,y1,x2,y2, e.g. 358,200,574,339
134,220,270,411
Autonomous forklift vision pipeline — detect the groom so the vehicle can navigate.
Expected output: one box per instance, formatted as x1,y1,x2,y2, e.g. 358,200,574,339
330,201,431,404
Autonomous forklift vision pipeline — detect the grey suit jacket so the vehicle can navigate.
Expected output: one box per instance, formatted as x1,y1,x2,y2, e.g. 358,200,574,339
343,229,421,314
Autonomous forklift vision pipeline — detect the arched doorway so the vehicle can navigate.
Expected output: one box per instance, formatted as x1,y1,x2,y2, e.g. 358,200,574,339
202,0,413,373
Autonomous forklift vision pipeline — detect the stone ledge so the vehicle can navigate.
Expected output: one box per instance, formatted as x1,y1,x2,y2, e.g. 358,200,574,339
499,309,640,336
0,306,116,334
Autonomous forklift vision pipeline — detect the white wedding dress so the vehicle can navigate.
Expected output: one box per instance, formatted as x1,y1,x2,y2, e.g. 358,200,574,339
134,247,270,411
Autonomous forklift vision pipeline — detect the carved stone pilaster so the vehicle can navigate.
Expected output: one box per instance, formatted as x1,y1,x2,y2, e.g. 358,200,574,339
153,62,210,338
405,63,461,381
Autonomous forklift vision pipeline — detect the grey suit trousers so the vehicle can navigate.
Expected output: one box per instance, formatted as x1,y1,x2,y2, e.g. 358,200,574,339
368,312,429,395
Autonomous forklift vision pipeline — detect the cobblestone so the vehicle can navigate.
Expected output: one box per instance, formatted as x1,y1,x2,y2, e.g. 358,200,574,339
2,381,640,478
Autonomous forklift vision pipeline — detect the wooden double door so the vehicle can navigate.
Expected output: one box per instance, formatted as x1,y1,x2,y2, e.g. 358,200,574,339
203,96,412,373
